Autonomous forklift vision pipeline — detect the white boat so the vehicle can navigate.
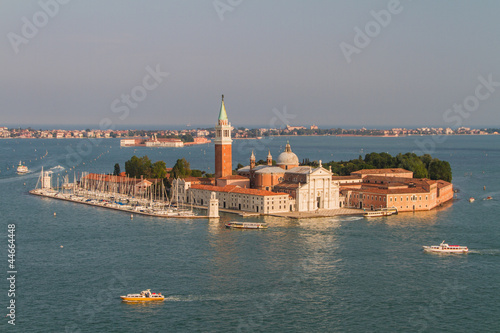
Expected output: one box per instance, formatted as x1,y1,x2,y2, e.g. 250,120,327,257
469,197,475,203
17,161,29,174
423,241,468,254
225,222,268,229
363,208,397,218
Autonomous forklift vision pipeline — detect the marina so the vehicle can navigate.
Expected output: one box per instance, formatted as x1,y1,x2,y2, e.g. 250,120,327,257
29,168,208,219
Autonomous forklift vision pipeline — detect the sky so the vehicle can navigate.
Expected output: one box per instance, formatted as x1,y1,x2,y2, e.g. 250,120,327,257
1,0,499,129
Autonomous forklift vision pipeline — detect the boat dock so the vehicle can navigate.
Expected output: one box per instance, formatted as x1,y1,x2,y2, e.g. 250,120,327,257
29,189,208,219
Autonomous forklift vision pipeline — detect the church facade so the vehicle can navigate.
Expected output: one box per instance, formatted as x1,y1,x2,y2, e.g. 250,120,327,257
174,95,340,214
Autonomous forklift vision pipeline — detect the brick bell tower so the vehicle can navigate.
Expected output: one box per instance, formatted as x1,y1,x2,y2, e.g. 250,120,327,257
214,94,232,179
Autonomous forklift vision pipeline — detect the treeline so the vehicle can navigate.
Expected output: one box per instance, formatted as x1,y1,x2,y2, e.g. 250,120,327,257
302,152,452,182
120,155,167,179
170,158,213,179
117,156,212,180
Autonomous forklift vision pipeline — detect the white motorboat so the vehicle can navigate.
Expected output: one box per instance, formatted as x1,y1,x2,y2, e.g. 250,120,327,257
423,241,468,254
17,161,29,174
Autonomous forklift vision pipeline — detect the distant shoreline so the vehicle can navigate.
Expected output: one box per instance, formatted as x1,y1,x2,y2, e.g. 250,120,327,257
1,133,498,140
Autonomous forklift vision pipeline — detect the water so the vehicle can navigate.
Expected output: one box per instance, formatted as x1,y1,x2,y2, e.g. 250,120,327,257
0,135,499,332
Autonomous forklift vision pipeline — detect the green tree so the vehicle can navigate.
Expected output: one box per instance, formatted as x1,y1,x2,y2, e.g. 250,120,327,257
171,158,191,179
113,163,121,176
429,159,452,182
151,161,167,179
191,169,203,177
125,155,152,178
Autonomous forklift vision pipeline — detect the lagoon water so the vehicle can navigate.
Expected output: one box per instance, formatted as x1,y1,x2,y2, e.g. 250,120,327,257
0,135,499,332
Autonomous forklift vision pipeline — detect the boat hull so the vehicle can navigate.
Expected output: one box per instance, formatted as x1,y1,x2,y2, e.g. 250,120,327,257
423,246,468,254
120,296,165,302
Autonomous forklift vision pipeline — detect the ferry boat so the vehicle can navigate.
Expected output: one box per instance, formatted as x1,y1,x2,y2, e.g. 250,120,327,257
225,222,268,229
423,241,468,254
16,161,29,174
363,207,397,218
120,289,165,302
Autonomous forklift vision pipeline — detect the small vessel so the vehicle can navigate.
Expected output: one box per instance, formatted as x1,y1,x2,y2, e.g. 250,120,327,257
120,289,165,302
423,241,468,254
225,222,268,229
469,197,475,203
485,196,492,200
17,161,29,174
363,207,397,217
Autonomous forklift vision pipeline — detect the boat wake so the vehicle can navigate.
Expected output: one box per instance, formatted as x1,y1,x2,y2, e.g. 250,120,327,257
50,165,65,172
342,216,363,222
468,249,500,256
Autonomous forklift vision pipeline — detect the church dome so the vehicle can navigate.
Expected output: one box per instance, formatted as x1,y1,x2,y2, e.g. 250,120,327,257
276,142,299,167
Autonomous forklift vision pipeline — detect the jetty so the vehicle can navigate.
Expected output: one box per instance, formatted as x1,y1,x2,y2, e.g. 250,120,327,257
29,169,208,219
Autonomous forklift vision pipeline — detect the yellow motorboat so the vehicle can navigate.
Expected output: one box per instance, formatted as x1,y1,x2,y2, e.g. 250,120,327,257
120,289,165,302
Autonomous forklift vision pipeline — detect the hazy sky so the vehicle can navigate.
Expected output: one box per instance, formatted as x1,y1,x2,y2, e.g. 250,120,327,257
1,0,499,129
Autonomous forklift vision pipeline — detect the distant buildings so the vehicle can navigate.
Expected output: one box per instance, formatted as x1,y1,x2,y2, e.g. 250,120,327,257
336,169,453,212
172,96,454,216
175,96,340,214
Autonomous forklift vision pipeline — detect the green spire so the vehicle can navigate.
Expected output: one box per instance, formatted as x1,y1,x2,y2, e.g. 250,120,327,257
218,94,228,121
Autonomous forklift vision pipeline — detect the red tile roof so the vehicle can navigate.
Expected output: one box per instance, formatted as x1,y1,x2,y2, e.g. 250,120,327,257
352,168,412,175
82,173,140,183
217,175,249,180
190,184,288,197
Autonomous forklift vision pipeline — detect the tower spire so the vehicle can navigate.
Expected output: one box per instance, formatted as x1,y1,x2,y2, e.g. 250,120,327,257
218,94,228,122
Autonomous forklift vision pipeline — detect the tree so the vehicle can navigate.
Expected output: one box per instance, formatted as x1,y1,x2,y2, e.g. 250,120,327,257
191,169,203,177
429,159,452,182
113,163,121,176
125,155,153,178
171,158,191,179
151,161,167,179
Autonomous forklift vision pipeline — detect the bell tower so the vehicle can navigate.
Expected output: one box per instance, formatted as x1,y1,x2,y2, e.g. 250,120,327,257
214,95,232,179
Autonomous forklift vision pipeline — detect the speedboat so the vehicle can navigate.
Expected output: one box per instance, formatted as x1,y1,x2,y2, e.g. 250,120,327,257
423,241,468,254
120,289,165,302
17,161,29,174
225,222,268,229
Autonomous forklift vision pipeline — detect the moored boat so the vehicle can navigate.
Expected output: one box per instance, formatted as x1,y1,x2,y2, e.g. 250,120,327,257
225,222,268,229
423,241,468,254
17,161,29,174
120,289,165,302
